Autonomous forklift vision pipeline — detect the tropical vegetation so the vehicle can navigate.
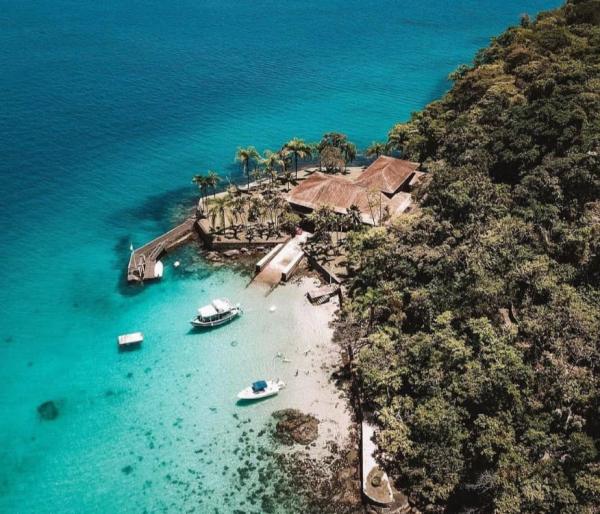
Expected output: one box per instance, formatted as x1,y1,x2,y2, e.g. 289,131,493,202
318,132,357,172
283,138,312,179
235,146,260,189
342,2,600,512
365,141,386,159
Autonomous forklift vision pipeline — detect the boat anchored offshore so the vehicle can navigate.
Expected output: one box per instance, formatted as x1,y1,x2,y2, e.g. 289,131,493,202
237,379,285,401
190,298,242,328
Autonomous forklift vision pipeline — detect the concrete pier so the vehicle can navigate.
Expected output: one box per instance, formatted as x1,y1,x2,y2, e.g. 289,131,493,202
127,218,196,283
254,232,309,285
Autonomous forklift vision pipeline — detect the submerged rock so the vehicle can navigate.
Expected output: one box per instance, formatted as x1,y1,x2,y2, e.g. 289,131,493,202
272,409,319,445
223,249,240,258
37,400,59,421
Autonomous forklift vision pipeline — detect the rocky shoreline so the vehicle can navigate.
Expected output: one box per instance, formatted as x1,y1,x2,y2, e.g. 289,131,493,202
170,234,364,513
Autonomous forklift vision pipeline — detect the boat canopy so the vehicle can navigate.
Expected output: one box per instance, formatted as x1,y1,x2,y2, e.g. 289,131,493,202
252,380,268,392
212,298,231,312
198,304,218,318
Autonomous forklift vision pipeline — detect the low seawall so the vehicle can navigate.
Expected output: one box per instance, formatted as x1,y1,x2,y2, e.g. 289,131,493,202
195,219,290,251
304,253,342,285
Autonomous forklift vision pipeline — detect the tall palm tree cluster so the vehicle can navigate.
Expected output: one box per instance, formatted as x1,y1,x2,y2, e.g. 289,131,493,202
235,138,313,191
192,170,220,214
190,133,389,244
195,189,293,241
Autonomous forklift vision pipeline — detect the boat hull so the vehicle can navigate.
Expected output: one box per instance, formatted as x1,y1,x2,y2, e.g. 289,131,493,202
237,389,279,401
236,380,285,401
190,308,241,328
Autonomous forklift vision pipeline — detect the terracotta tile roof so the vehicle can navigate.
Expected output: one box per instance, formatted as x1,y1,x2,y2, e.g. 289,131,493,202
354,156,420,195
286,172,411,225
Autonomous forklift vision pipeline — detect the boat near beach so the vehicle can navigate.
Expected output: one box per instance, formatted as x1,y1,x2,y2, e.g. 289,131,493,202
237,379,285,401
190,298,242,328
154,260,164,278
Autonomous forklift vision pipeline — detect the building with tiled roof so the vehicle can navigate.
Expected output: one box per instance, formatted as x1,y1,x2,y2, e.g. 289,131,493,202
354,156,420,196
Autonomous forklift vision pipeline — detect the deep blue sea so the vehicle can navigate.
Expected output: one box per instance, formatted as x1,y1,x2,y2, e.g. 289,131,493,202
0,1,558,512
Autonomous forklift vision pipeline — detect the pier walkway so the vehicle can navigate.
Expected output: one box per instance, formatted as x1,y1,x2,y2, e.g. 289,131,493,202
127,218,196,283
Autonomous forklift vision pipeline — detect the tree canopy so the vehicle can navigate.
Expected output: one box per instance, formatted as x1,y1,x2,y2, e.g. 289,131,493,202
343,2,600,511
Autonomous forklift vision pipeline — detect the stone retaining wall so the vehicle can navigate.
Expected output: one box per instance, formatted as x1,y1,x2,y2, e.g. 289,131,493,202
194,220,290,250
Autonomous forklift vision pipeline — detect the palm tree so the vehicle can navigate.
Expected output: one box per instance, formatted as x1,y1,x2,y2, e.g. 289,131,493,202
307,205,335,256
192,174,209,214
206,170,221,198
279,149,291,182
342,142,357,169
235,146,260,190
262,150,283,185
346,204,363,230
318,132,348,152
267,195,287,232
230,196,247,228
320,146,345,173
282,169,294,191
387,123,412,156
317,133,357,171
250,167,264,187
248,196,266,223
283,138,312,180
308,142,321,171
365,142,385,159
208,195,231,232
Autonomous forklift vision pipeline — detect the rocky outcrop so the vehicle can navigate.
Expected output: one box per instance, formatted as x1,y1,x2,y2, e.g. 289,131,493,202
205,251,222,262
272,409,319,445
37,400,59,420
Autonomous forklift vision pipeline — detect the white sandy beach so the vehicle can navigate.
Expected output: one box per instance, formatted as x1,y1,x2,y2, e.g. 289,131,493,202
251,275,353,455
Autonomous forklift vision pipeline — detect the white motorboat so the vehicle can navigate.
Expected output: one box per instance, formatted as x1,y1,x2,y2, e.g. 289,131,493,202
237,379,285,401
190,298,241,328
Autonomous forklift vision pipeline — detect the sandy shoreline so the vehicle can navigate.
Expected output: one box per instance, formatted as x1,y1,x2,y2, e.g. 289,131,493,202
250,274,353,456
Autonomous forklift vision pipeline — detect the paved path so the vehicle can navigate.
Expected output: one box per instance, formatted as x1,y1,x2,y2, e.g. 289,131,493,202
362,419,394,505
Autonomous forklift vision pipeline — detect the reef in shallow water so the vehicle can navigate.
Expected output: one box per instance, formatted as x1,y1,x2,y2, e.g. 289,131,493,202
272,409,319,446
37,401,59,421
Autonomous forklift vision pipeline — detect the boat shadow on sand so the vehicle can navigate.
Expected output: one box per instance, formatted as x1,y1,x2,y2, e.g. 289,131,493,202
235,396,279,407
185,324,233,335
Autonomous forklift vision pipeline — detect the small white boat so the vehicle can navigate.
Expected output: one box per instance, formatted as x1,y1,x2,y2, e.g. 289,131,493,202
154,260,164,278
190,298,242,328
117,332,143,350
237,379,285,401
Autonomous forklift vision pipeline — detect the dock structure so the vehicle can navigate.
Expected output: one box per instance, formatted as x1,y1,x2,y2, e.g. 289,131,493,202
255,244,284,274
307,284,340,305
254,232,309,285
127,218,196,283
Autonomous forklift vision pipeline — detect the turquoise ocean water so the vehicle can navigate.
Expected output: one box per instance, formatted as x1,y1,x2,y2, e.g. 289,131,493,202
1,1,557,512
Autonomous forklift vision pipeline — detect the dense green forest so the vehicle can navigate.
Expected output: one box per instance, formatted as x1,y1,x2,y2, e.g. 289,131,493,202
344,1,600,511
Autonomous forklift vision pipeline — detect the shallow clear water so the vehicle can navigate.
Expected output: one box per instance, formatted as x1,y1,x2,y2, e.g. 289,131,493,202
1,0,557,512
